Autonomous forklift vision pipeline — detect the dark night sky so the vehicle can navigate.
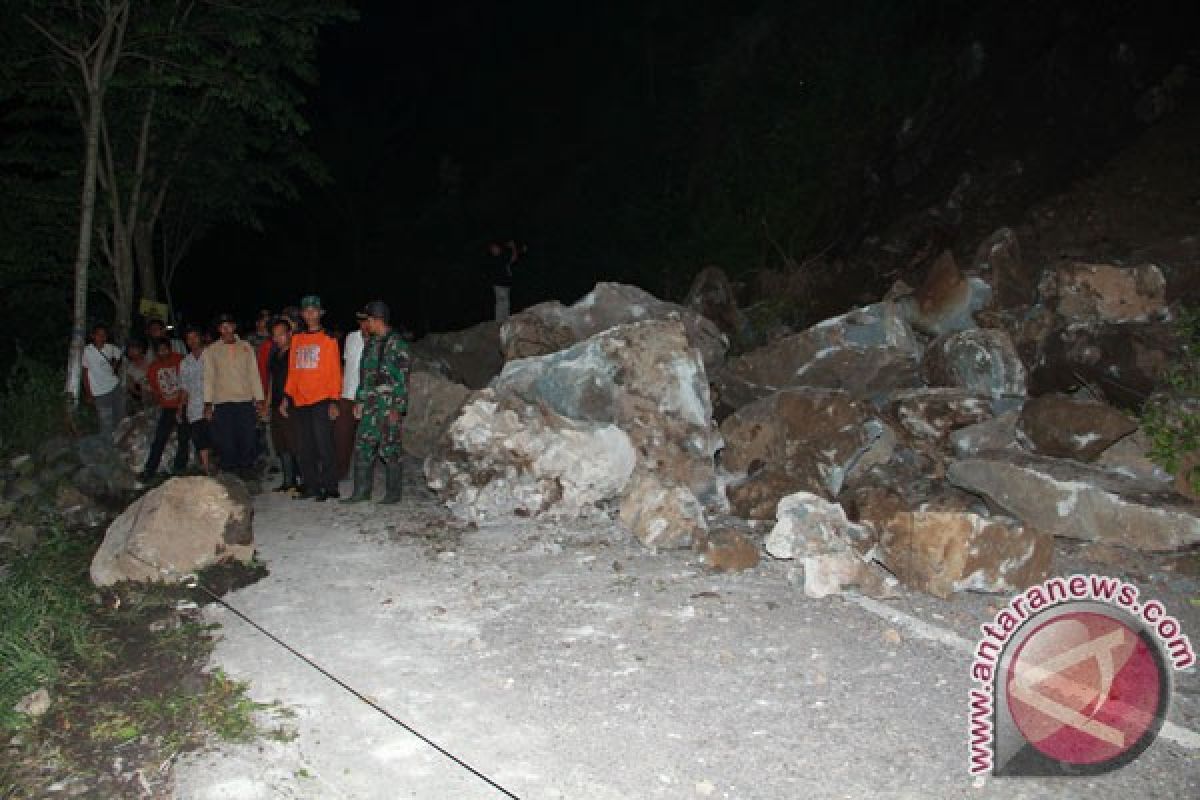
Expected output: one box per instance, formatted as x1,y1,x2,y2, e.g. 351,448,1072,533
182,0,643,334
174,0,1197,337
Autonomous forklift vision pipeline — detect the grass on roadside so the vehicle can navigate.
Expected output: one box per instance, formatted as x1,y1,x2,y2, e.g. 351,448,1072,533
0,522,282,798
0,525,108,731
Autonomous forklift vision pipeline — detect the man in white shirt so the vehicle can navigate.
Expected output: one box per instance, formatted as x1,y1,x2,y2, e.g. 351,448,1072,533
178,326,214,474
82,323,125,437
334,309,369,480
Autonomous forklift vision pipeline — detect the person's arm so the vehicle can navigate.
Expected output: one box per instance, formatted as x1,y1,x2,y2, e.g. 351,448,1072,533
201,350,215,419
282,344,296,415
384,340,412,422
145,367,159,406
247,344,264,404
326,336,342,419
257,340,271,394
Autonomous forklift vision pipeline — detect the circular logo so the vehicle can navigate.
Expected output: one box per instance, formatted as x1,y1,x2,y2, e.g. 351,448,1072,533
1005,610,1168,770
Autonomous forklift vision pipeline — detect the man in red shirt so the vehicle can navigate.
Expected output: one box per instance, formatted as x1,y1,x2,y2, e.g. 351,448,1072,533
140,337,190,481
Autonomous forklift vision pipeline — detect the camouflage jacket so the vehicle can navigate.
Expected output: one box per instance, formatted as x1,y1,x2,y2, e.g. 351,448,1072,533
355,331,411,413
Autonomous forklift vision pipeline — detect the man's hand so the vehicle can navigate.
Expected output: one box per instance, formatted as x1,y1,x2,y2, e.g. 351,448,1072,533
328,402,340,421
203,403,214,421
353,403,363,420
255,400,266,419
278,399,288,418
387,409,401,426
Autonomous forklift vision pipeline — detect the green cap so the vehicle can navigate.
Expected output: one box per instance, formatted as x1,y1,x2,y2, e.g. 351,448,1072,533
300,294,322,310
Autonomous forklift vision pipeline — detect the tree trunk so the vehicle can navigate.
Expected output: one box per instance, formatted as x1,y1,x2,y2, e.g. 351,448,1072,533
134,219,158,302
111,223,136,343
65,96,102,408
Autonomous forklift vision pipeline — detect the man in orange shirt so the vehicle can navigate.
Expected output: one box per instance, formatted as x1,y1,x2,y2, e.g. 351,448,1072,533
140,338,190,482
282,295,343,501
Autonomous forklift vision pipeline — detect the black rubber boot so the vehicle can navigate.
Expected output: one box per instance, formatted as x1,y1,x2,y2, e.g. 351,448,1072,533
341,453,375,503
274,454,298,492
378,461,403,505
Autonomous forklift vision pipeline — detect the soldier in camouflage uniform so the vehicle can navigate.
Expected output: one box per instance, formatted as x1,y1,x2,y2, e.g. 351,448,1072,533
342,301,411,504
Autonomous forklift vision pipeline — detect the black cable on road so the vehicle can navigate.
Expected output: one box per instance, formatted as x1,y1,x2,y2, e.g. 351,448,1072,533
183,576,523,799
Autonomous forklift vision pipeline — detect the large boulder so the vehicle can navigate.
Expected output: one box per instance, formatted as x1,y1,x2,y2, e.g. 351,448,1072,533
1017,394,1138,461
921,328,1027,410
618,472,708,550
499,282,727,371
1029,321,1177,410
409,320,504,389
90,476,254,586
883,388,993,444
974,227,1034,310
492,318,720,500
764,492,885,599
403,371,472,460
1095,429,1175,485
901,250,993,336
948,451,1200,551
715,301,922,409
684,266,751,344
719,389,876,519
876,511,1052,598
948,411,1023,458
1039,263,1168,324
428,318,721,537
425,393,637,521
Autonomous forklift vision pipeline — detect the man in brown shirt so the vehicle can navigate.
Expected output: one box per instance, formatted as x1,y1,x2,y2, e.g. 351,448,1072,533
202,312,264,478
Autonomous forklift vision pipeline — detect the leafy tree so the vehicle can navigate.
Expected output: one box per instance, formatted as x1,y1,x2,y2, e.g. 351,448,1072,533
1,0,131,406
1,0,352,406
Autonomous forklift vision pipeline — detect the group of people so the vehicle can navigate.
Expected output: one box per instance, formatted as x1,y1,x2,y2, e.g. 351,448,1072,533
81,296,411,504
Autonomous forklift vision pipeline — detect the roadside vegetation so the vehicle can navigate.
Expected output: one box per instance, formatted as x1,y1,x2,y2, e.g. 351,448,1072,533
0,515,280,798
1142,307,1200,494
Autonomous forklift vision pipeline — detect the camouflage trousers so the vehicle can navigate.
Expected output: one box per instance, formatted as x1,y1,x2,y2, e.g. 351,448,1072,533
355,409,403,463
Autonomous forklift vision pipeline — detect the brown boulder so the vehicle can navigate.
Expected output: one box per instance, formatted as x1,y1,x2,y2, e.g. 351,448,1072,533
498,308,576,362
1041,263,1168,324
1018,394,1137,461
884,388,994,444
877,511,1052,598
409,320,504,389
403,371,473,460
684,266,749,343
1029,321,1177,410
904,250,993,336
921,328,1026,406
974,227,1034,309
618,472,707,550
720,389,875,519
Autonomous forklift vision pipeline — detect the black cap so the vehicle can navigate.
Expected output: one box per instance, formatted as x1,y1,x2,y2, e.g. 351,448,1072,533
363,300,390,322
214,312,237,326
354,307,369,320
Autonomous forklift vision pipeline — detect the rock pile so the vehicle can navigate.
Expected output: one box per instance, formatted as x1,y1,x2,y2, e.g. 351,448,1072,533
412,248,1194,600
